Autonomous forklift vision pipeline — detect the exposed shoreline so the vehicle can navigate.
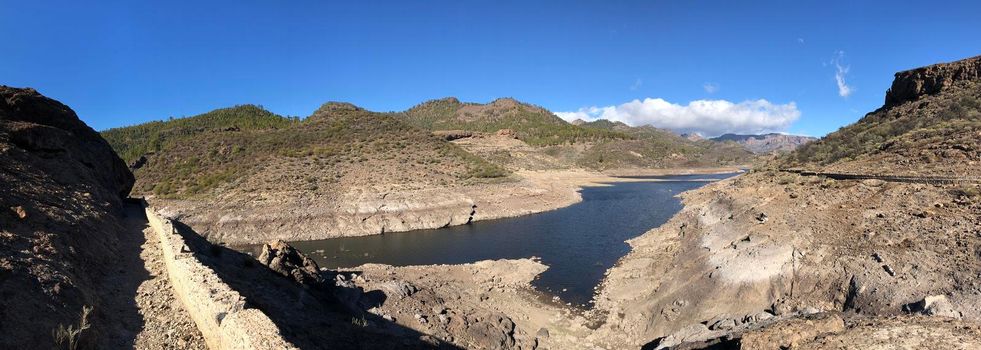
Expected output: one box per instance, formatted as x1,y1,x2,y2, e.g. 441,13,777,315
153,168,731,245
601,165,748,177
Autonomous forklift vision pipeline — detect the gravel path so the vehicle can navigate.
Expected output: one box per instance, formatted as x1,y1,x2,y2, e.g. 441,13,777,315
100,204,207,349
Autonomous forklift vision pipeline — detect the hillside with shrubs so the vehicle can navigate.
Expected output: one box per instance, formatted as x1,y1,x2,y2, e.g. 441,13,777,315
575,119,755,169
401,97,629,146
102,103,507,199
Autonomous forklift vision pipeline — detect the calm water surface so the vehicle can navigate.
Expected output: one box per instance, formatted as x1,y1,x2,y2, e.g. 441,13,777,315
287,172,738,305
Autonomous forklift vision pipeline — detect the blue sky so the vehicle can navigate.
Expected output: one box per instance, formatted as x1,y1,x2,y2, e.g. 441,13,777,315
2,1,979,136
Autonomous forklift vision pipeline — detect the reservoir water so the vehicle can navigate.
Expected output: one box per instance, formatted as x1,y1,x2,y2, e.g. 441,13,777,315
289,173,738,305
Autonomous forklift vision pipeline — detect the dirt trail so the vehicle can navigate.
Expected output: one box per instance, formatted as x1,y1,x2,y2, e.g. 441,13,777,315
99,204,206,349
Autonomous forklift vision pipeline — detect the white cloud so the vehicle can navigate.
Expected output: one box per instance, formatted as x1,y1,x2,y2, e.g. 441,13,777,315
630,78,643,91
797,37,805,44
555,98,801,137
703,82,719,94
832,51,853,98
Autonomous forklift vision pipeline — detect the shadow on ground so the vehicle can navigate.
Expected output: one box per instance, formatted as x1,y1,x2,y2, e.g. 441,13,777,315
170,220,460,350
94,203,153,348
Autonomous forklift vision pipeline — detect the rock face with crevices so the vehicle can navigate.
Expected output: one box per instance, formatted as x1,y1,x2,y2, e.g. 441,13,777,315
0,86,134,348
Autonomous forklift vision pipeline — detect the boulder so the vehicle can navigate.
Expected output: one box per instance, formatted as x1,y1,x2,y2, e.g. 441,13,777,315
9,206,27,219
464,312,519,349
257,240,325,287
496,128,518,138
650,323,713,350
378,280,418,299
536,327,550,339
907,295,961,319
740,312,845,350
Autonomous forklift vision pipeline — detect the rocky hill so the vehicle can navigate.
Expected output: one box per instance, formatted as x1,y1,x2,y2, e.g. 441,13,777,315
103,102,507,200
0,86,135,348
711,133,817,154
592,55,981,348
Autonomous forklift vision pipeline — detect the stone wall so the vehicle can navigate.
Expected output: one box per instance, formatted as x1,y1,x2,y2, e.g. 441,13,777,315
144,204,297,350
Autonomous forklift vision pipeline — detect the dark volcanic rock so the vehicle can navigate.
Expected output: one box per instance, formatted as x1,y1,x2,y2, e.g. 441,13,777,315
885,55,981,107
0,86,135,348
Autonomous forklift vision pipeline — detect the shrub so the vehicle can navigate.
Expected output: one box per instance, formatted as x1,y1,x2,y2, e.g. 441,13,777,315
53,305,92,350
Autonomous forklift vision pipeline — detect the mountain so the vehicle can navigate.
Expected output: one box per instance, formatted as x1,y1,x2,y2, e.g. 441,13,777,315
711,133,817,154
103,103,506,200
1,86,135,348
401,97,628,146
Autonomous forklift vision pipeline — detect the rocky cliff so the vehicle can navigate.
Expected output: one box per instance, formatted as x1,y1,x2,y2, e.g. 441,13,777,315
0,86,134,348
885,55,981,107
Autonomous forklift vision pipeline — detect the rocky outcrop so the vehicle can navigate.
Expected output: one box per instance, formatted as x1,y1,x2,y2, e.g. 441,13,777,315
432,129,476,141
257,240,326,288
0,86,134,197
884,55,981,106
0,86,135,348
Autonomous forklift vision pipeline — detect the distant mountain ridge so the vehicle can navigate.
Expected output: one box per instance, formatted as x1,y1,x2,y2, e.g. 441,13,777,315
711,133,817,154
